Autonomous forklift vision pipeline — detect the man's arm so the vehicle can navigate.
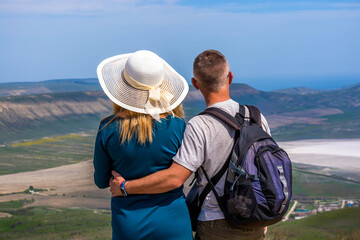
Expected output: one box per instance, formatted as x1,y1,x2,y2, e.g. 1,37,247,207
110,162,192,196
110,120,204,197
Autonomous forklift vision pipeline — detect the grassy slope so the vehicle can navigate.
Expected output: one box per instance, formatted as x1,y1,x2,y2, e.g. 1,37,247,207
272,109,360,141
0,133,96,175
0,200,111,240
1,200,359,240
0,114,102,144
268,207,360,240
292,165,360,199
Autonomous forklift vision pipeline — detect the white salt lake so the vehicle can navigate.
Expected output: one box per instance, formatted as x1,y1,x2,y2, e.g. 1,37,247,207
279,139,360,171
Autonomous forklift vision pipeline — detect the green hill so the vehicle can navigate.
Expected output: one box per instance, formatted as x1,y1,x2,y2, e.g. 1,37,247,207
268,207,360,240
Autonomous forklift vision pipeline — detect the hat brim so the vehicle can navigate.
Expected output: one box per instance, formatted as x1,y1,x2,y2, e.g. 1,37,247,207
97,53,189,114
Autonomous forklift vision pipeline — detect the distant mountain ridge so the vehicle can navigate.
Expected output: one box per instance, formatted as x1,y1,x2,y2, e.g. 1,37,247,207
0,79,359,143
1,78,359,97
0,91,110,128
273,87,325,95
0,78,100,97
0,91,112,143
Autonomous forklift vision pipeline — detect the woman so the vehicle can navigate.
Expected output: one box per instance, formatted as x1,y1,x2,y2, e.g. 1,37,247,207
93,50,193,240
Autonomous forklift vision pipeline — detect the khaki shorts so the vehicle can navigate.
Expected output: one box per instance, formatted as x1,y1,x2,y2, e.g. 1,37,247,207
195,219,266,240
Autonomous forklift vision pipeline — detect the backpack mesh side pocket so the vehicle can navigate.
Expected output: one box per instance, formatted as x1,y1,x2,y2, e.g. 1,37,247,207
226,178,257,219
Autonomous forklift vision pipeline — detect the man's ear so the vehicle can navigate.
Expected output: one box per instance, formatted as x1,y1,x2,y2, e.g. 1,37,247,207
191,78,200,90
228,71,233,85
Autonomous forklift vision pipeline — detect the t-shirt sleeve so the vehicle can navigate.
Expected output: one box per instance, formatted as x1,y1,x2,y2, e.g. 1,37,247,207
260,113,271,136
173,120,205,172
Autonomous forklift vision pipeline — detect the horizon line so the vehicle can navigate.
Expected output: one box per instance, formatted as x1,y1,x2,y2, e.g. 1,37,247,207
0,77,359,92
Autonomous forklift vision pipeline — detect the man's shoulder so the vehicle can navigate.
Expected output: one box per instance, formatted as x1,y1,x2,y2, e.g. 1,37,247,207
187,99,239,124
186,102,271,135
187,114,206,125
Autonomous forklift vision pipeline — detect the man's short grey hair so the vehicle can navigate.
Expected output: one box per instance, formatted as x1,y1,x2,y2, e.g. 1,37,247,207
193,49,229,92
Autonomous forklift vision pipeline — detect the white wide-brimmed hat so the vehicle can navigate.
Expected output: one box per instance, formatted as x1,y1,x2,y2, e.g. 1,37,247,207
97,50,189,121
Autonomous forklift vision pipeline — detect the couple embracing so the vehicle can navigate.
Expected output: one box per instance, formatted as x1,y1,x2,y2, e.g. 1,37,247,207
94,49,271,240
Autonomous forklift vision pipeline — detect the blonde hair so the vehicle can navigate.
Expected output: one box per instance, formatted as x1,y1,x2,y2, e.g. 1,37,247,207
102,104,184,145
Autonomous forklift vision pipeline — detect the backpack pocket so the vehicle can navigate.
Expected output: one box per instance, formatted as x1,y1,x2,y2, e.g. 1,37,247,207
225,178,257,219
256,146,292,215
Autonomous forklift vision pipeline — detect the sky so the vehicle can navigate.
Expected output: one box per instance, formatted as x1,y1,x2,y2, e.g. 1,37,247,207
0,0,359,90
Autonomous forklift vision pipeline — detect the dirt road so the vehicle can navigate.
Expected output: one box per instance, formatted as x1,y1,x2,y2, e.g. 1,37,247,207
0,160,193,209
0,160,111,209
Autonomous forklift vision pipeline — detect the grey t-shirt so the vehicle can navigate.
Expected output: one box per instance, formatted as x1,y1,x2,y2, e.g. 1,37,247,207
173,99,271,221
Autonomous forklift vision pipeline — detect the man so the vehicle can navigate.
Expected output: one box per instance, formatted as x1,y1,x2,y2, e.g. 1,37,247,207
110,49,270,240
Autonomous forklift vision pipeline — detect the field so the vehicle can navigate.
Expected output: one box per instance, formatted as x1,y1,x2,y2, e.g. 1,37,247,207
0,200,111,240
0,114,103,145
272,112,360,140
0,132,96,175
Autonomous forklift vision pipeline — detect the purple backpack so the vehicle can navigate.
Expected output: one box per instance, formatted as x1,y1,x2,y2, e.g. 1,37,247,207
199,104,292,227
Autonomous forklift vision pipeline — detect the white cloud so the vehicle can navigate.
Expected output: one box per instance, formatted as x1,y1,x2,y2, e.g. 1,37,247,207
2,0,360,16
0,0,140,15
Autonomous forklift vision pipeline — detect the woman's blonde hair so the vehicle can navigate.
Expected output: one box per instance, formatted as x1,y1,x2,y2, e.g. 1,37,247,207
102,103,184,145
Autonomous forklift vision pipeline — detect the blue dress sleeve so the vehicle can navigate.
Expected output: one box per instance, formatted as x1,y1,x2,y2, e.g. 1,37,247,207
93,126,112,189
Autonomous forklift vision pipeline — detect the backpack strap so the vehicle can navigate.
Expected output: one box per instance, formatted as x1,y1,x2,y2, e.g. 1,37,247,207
245,105,262,127
200,104,263,129
238,104,246,117
201,163,233,221
199,107,242,130
197,149,233,208
196,106,242,214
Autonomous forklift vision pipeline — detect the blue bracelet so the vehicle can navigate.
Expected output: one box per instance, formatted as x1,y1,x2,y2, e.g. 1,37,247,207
120,180,128,197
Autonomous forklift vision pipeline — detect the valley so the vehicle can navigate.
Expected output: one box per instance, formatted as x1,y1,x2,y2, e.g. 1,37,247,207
0,137,359,239
0,79,359,239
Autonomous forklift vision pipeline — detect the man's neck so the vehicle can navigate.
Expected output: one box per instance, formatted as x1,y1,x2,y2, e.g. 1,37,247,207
203,89,231,107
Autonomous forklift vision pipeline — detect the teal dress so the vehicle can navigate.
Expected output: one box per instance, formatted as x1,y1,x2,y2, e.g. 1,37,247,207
93,115,193,240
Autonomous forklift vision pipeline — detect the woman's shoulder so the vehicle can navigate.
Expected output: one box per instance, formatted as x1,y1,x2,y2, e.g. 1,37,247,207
167,115,185,124
101,114,116,123
98,114,118,130
166,115,186,132
170,115,185,122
